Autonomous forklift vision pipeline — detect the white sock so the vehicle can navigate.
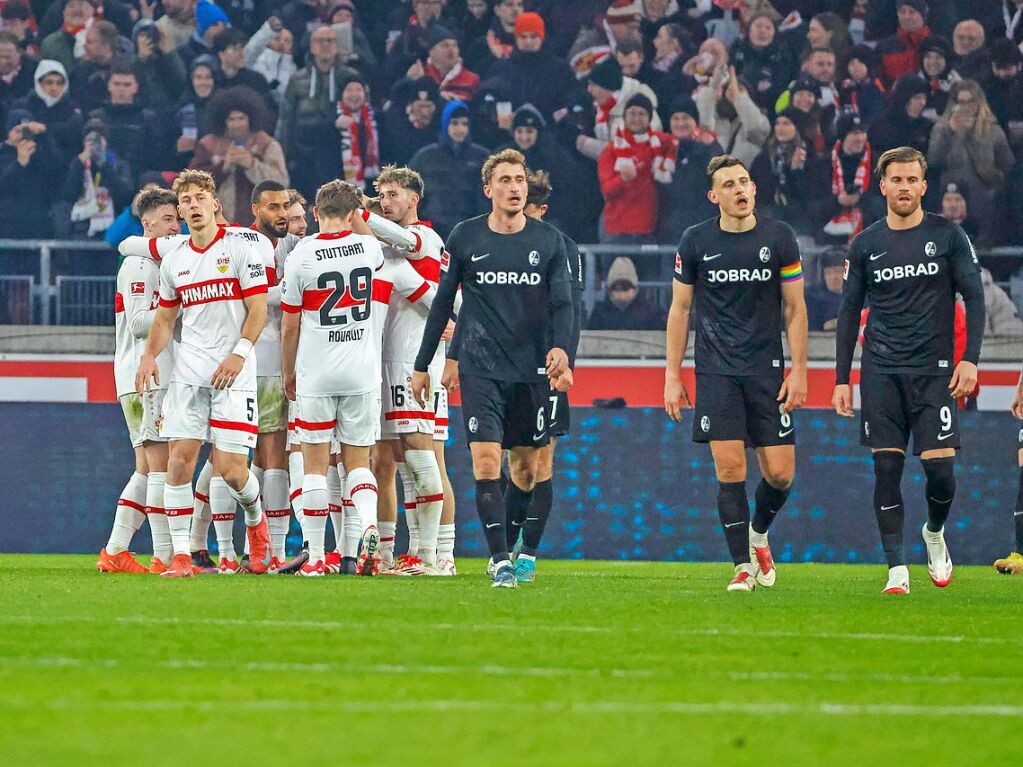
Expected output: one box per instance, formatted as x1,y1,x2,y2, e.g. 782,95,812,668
437,523,455,561
336,462,348,554
342,502,361,559
164,482,194,557
251,464,265,490
189,459,214,551
347,467,378,536
228,470,264,527
749,528,768,548
210,476,237,562
263,468,290,558
379,520,396,562
303,473,328,563
146,472,172,562
327,464,344,553
289,451,305,534
406,449,443,566
396,461,419,555
107,471,147,554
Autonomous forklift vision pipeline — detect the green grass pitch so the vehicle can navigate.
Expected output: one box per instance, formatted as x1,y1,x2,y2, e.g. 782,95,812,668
0,555,1021,765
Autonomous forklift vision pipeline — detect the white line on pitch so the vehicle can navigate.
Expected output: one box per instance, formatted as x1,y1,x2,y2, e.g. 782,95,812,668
0,614,1016,647
1,698,1022,718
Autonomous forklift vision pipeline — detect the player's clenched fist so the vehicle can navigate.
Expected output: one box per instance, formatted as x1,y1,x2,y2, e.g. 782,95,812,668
212,353,245,390
411,370,431,408
663,374,691,422
441,359,459,391
832,384,854,417
552,367,573,392
135,352,159,394
545,347,568,378
777,368,807,413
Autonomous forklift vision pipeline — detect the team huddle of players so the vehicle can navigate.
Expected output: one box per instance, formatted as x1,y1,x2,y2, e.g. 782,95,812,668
99,167,453,578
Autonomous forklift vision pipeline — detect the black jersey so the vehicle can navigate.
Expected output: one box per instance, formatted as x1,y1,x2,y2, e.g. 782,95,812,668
547,231,584,367
674,215,803,376
415,214,573,383
835,213,985,384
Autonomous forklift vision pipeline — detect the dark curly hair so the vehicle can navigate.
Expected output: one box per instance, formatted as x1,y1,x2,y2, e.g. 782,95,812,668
206,85,270,136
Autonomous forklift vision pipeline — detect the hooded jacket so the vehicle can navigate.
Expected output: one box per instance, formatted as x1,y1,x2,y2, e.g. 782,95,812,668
408,100,489,238
12,59,82,168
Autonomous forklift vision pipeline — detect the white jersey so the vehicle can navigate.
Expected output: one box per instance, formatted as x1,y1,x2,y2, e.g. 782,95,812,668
158,228,268,390
380,221,446,363
113,253,173,397
223,226,281,378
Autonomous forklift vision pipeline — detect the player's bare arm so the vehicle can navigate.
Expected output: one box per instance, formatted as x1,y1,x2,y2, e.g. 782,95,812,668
664,280,694,422
1013,371,1023,419
136,303,177,393
778,279,808,412
441,358,459,391
212,292,267,390
411,369,431,408
281,309,299,401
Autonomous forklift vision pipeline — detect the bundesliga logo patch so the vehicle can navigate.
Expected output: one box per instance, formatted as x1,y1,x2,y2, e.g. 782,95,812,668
675,254,682,274
130,282,146,296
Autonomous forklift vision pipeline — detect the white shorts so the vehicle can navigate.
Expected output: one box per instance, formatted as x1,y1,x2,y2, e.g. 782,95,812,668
297,391,381,447
287,399,300,449
119,390,167,448
162,382,257,454
380,360,444,439
433,383,449,442
257,375,288,434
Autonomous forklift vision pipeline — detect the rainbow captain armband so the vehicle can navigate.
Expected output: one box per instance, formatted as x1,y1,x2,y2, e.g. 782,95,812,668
780,263,803,282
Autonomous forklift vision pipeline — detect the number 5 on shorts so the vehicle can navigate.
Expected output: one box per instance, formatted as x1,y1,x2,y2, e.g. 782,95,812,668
247,397,255,422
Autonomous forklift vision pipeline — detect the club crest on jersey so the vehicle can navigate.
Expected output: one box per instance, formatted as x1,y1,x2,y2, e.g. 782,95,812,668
925,241,937,257
528,250,540,266
700,416,710,432
759,246,771,263
468,416,479,433
216,255,231,274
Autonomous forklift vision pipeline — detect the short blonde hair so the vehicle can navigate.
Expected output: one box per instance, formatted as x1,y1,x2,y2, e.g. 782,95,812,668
374,164,425,197
172,169,216,196
286,189,307,208
481,148,527,186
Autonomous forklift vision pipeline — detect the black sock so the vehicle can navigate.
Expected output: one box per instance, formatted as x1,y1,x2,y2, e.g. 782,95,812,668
476,479,510,563
751,479,790,534
1014,467,1023,552
717,481,750,565
521,478,553,557
503,480,533,550
499,469,509,495
922,457,955,533
873,451,906,568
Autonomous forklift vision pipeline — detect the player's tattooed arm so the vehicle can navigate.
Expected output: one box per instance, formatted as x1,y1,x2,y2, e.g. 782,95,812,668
779,279,808,412
664,280,694,421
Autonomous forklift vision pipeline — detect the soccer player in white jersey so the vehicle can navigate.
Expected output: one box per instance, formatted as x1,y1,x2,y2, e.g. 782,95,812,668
98,188,181,574
282,180,434,576
135,170,272,579
362,165,455,575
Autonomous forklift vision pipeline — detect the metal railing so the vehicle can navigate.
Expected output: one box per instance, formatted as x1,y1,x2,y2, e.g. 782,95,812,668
0,275,34,324
2,238,1023,325
55,275,115,326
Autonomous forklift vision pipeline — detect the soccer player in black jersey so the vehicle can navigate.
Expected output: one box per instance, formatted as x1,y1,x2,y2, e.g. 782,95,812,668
501,170,583,583
411,149,574,589
833,146,985,595
665,154,808,593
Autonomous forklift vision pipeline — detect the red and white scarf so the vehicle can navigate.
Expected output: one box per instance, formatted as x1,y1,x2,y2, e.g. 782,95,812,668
827,140,871,238
611,127,676,183
594,95,617,138
339,102,380,184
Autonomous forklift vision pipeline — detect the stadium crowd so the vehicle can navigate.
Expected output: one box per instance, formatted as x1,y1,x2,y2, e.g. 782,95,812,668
2,0,1023,329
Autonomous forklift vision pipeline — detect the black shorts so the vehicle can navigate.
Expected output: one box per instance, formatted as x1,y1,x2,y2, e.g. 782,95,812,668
860,371,959,454
459,374,551,449
692,372,795,447
547,390,571,438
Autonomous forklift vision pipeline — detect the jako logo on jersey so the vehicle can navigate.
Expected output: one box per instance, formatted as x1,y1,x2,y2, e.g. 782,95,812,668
528,250,540,266
468,416,478,433
216,256,231,274
700,415,710,432
180,279,238,305
873,262,938,282
476,271,541,285
759,246,771,263
925,241,937,257
708,268,771,283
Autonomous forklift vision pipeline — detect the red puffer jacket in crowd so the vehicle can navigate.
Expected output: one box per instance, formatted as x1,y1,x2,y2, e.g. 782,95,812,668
597,127,674,236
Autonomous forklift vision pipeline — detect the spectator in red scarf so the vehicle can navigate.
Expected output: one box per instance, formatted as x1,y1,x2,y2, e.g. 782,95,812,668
875,0,931,85
597,92,673,274
39,0,94,74
413,25,478,103
335,73,379,190
816,112,883,241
